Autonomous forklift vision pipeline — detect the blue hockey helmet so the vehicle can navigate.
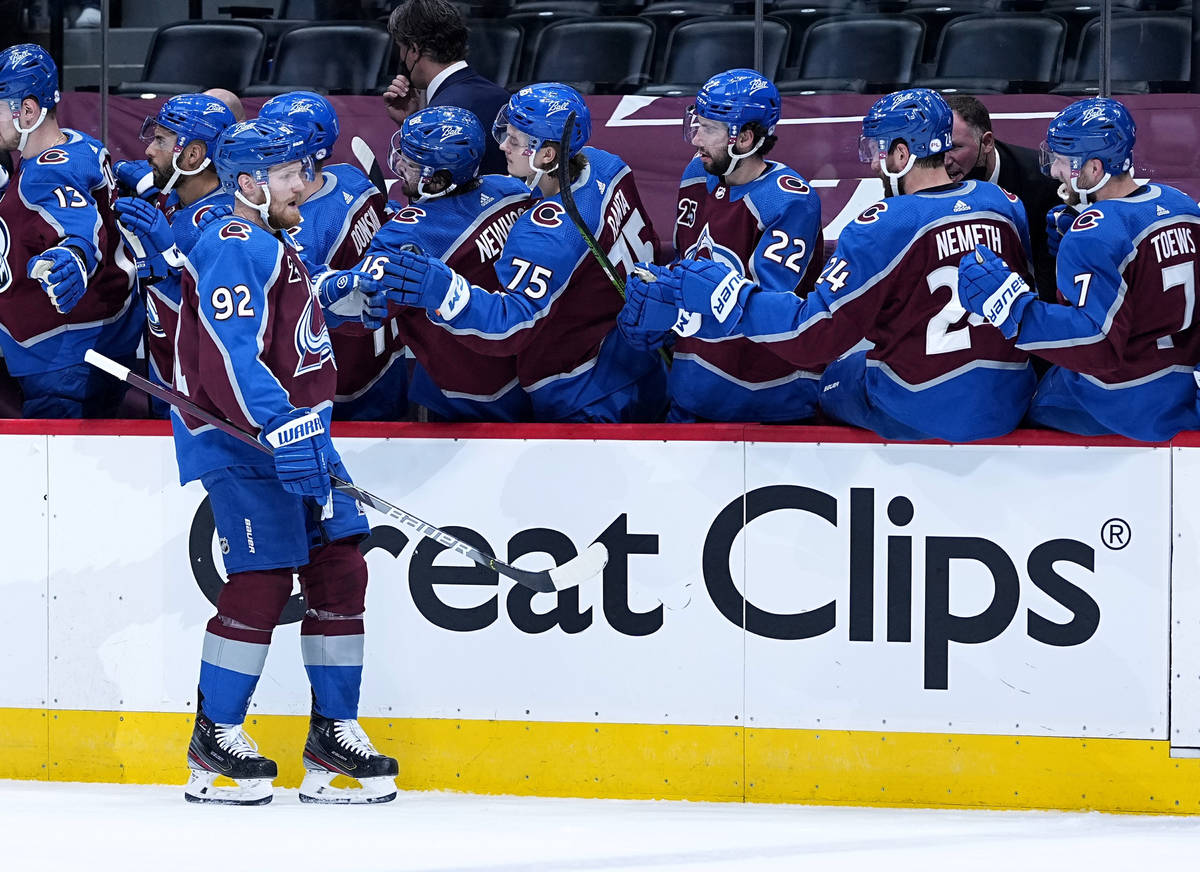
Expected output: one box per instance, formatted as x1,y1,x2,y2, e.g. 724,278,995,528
259,91,341,162
392,105,485,190
215,118,314,196
858,88,953,163
140,93,235,152
0,43,59,111
690,69,781,141
492,82,590,159
1040,97,1135,177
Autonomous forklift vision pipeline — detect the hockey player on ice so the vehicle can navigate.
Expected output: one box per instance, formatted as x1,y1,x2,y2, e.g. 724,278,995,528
958,97,1200,442
172,117,397,805
112,93,236,400
619,69,824,423
375,83,668,422
622,88,1037,441
320,105,534,421
0,44,143,418
257,91,404,421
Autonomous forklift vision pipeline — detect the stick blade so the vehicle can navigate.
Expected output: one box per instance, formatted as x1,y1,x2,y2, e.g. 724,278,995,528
84,349,131,381
548,541,609,588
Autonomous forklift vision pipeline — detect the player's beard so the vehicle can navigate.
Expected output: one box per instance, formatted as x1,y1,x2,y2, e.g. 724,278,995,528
150,158,175,192
266,196,301,231
699,146,731,178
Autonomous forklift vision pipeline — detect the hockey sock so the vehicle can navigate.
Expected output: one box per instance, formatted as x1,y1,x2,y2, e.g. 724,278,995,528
299,538,368,720
198,568,294,725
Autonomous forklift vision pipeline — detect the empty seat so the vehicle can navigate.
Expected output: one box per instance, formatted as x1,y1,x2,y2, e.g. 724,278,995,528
504,8,595,81
915,12,1066,93
905,0,1002,62
276,0,371,18
526,17,654,93
115,22,266,96
244,24,392,95
640,16,788,94
639,1,734,80
781,14,923,92
1056,13,1190,93
466,20,523,88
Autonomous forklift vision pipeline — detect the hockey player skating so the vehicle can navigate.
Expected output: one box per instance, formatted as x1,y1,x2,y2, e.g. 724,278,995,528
619,69,824,423
174,117,397,805
623,88,1036,441
377,83,667,422
0,44,142,417
257,91,403,421
958,97,1200,441
323,105,533,421
113,93,236,396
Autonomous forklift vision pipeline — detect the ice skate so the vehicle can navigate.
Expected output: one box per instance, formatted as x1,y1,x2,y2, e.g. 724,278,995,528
184,707,277,806
299,713,398,804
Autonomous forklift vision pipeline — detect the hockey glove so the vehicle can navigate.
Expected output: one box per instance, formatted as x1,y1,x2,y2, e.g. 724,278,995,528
114,196,175,256
957,245,1034,340
196,204,234,233
381,250,471,321
619,265,687,351
114,159,159,199
262,408,334,518
28,245,87,314
1045,204,1076,258
671,258,753,338
313,268,384,329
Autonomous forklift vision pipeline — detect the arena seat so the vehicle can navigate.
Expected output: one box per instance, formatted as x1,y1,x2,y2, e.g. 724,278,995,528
524,17,655,94
638,1,735,81
466,20,523,88
779,14,924,93
638,16,787,95
115,22,266,96
1055,13,1190,94
504,7,597,81
914,12,1066,93
244,24,393,96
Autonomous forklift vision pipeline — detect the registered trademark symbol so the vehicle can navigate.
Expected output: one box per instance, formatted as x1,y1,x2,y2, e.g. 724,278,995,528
1101,518,1131,550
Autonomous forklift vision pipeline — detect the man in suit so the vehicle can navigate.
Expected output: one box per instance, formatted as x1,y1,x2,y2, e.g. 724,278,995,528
383,0,509,175
943,94,1061,302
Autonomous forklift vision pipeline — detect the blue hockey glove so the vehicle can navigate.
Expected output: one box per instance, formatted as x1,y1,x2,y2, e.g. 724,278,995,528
618,265,685,351
28,245,87,313
957,245,1034,340
671,258,753,337
313,267,384,328
381,250,471,321
362,282,390,330
261,408,334,517
114,159,158,199
1045,204,1076,258
114,197,175,256
196,204,234,233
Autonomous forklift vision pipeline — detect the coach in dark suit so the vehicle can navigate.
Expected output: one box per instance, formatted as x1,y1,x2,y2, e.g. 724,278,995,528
384,0,510,176
944,95,1062,303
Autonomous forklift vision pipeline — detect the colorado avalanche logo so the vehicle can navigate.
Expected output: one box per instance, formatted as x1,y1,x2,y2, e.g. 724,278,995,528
0,218,11,293
294,293,333,377
394,206,426,225
855,202,888,224
145,293,166,339
531,201,564,228
1071,209,1104,232
777,176,810,195
683,223,747,276
1001,188,1020,203
37,148,69,165
191,204,217,228
219,221,252,241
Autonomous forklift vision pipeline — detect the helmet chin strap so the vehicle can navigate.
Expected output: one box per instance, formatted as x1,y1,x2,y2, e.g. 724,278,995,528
11,102,48,153
881,152,917,197
235,183,273,228
416,175,455,201
1070,170,1110,207
721,135,764,180
161,148,211,198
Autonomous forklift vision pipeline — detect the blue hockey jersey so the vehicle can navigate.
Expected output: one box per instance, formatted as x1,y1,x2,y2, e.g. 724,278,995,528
427,147,667,422
670,157,824,421
290,163,399,420
0,129,142,375
172,214,336,483
710,180,1037,441
359,175,532,421
1015,184,1200,441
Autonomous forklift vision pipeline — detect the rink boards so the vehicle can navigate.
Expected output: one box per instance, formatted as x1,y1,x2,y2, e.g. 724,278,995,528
3,421,1200,813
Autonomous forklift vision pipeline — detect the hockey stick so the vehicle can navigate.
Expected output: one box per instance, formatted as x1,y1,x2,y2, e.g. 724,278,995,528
351,135,388,199
84,350,608,593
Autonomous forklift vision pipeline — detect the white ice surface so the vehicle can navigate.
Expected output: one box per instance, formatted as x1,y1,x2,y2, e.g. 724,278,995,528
4,780,1200,871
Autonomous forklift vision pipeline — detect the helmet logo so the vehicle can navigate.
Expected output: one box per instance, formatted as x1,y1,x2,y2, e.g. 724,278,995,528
1080,105,1109,125
439,124,464,141
546,100,572,115
748,78,768,94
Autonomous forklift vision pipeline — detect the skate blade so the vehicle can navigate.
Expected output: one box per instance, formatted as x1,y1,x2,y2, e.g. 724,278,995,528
298,769,397,804
184,768,274,806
